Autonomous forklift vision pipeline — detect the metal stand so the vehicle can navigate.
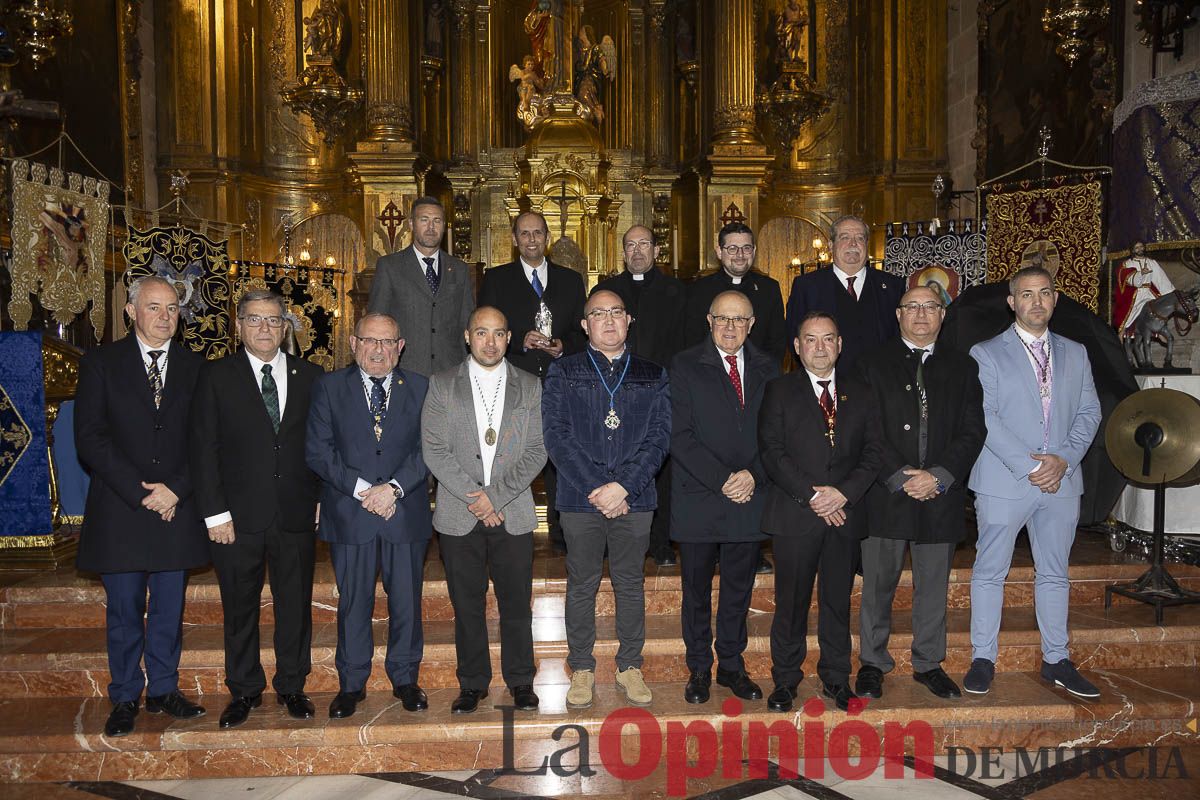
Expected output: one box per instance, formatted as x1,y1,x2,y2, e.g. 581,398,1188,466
1105,483,1200,624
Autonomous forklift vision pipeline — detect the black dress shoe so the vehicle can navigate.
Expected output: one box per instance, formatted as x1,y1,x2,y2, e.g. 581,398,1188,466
756,553,774,574
716,668,763,700
822,682,857,711
145,691,206,719
855,666,884,699
653,550,678,567
393,683,429,711
684,671,712,704
913,668,962,699
509,685,539,711
767,684,797,712
329,689,366,719
451,688,488,714
277,692,315,719
218,694,262,729
104,701,138,737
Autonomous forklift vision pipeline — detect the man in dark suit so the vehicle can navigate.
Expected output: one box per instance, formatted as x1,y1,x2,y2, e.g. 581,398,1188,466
190,289,324,729
856,286,986,701
758,311,883,712
596,224,687,566
306,312,432,718
670,291,780,705
367,196,475,377
479,211,587,552
785,215,904,372
684,221,787,366
75,276,209,737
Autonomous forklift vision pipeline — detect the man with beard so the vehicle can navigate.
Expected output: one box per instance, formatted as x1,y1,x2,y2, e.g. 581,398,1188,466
368,196,475,376
596,225,686,565
422,306,547,714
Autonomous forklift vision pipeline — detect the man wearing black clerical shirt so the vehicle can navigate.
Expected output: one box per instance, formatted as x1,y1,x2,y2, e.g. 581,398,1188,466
596,224,687,566
542,290,671,710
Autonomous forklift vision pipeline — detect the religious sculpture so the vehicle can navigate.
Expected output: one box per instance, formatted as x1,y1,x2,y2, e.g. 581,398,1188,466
756,0,830,148
303,0,346,60
776,0,809,66
524,0,557,88
281,0,362,142
509,55,548,129
573,24,616,125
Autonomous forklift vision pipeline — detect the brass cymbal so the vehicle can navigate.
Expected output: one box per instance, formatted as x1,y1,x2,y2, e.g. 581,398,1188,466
1106,388,1200,484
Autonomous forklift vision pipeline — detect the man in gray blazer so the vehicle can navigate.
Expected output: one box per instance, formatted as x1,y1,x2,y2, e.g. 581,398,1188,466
964,266,1101,699
422,306,548,714
368,196,475,376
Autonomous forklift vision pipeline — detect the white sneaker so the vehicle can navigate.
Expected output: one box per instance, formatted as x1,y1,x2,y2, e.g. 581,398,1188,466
566,669,595,708
615,667,653,706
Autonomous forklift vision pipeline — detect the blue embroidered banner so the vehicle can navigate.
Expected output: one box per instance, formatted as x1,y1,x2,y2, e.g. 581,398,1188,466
0,332,52,537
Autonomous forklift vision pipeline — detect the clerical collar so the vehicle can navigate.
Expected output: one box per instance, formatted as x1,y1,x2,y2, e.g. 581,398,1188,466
629,268,655,283
724,270,747,286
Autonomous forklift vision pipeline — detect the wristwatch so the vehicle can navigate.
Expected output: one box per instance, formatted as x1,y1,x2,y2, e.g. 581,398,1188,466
390,481,404,500
934,479,946,495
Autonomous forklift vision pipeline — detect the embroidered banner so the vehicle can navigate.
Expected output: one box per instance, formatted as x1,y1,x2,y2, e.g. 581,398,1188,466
0,332,52,537
233,265,339,372
882,219,987,302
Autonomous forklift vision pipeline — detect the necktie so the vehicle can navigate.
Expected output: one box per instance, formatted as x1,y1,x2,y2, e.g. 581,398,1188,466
818,379,835,444
725,354,743,408
423,256,440,295
260,363,280,433
147,350,164,409
846,275,857,300
1031,339,1052,449
369,376,387,440
912,348,929,464
531,269,544,298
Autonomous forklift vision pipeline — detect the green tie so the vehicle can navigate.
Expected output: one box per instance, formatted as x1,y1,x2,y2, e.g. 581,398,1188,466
260,363,280,432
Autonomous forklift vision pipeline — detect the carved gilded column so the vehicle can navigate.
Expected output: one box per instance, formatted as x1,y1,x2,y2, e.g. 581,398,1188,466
449,0,476,162
365,0,414,141
646,1,670,167
711,0,764,148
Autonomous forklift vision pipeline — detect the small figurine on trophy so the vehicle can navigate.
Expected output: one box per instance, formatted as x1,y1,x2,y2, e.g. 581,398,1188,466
534,300,553,341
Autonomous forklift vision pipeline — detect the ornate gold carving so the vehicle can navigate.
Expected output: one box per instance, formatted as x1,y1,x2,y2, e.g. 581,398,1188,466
1042,1,1109,66
41,337,80,403
281,0,364,143
757,2,832,151
8,0,74,68
452,193,472,261
118,0,144,207
0,534,58,549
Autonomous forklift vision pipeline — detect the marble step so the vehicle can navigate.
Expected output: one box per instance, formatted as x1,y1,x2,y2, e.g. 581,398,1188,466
3,557,1193,630
0,666,1195,782
0,602,1195,700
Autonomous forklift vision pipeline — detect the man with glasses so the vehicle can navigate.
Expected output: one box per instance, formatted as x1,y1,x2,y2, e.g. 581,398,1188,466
542,290,671,709
306,313,432,718
367,196,476,376
669,291,779,705
685,222,787,366
785,215,904,372
480,211,587,553
191,290,324,728
596,225,686,566
855,286,985,701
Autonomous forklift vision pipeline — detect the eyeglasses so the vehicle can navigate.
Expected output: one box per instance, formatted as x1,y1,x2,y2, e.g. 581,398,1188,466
355,336,400,348
239,314,285,328
623,240,654,251
711,314,752,328
721,244,755,256
898,302,944,314
586,307,628,320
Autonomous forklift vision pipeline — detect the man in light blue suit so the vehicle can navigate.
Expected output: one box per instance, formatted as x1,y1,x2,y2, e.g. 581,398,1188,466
306,312,432,718
964,266,1101,698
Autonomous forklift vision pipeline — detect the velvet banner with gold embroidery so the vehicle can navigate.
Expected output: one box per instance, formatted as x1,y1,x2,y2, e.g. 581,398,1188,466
0,332,52,538
984,181,1103,313
233,265,339,372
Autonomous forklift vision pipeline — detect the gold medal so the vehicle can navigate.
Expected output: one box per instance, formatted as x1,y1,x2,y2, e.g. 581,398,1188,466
485,427,497,446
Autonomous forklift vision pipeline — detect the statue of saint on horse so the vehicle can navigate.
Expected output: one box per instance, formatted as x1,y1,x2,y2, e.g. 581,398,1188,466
1124,285,1199,369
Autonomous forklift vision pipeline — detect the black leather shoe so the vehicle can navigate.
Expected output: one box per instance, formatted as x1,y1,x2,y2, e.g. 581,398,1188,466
277,692,315,719
145,691,206,719
218,694,262,729
756,553,774,574
822,682,857,711
913,668,961,699
716,668,763,700
767,684,797,712
451,688,488,714
855,665,884,699
509,685,539,711
653,550,678,567
104,701,138,737
393,683,429,712
684,671,711,704
329,689,366,719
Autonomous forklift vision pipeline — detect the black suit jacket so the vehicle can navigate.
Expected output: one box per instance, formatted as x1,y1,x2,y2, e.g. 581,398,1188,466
757,369,883,539
857,339,986,543
595,268,686,369
785,266,904,371
669,341,780,542
684,270,787,366
190,349,323,533
478,260,587,380
74,336,209,573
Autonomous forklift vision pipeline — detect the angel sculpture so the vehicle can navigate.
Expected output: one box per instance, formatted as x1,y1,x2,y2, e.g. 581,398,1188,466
574,25,616,125
509,55,548,129
302,0,346,59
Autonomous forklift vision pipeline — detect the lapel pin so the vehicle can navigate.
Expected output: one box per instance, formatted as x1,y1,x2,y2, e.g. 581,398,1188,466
291,369,297,375
839,395,848,402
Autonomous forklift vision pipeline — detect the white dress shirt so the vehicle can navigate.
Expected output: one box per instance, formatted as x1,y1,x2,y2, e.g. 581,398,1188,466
901,337,934,361
134,335,171,386
469,358,507,485
805,368,837,408
520,258,549,291
715,344,745,386
413,245,439,276
832,264,865,295
1013,323,1051,377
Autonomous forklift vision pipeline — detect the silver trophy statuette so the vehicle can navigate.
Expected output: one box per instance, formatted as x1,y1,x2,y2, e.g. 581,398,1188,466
535,301,553,340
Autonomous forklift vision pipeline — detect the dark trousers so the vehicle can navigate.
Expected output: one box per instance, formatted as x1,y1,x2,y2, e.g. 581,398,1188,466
678,540,759,674
210,521,316,697
648,459,673,559
544,462,564,549
770,529,858,687
330,537,428,690
440,523,535,690
100,570,187,703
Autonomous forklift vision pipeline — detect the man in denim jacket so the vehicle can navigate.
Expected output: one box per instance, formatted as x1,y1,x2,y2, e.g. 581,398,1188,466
543,289,671,709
